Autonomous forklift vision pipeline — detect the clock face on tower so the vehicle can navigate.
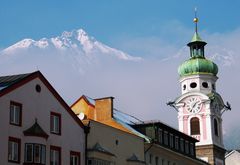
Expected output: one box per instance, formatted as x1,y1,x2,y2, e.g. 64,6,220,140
186,97,202,113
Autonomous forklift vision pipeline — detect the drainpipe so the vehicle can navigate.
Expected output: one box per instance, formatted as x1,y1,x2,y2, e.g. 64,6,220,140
144,139,154,164
84,122,90,165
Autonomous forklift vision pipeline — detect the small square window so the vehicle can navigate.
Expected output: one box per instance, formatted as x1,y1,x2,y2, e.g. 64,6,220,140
70,151,80,165
50,112,61,135
8,137,21,163
10,101,22,126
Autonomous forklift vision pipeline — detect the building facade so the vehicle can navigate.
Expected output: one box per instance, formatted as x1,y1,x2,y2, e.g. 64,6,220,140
71,95,145,165
0,71,85,165
132,121,208,165
172,15,229,165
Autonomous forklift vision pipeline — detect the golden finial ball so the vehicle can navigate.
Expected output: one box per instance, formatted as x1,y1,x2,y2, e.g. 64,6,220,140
193,17,198,23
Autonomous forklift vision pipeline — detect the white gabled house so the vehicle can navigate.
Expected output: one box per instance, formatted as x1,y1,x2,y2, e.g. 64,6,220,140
0,71,85,165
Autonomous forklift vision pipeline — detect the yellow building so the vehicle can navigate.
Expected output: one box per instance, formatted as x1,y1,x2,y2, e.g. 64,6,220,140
71,95,146,165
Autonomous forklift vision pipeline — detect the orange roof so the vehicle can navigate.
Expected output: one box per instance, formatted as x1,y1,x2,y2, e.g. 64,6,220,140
71,95,137,136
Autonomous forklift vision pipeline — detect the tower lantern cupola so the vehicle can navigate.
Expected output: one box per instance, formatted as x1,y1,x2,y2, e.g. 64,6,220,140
178,13,218,78
187,13,207,58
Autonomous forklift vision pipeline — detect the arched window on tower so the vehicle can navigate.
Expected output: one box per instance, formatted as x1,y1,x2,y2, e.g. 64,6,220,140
190,117,200,135
214,118,219,136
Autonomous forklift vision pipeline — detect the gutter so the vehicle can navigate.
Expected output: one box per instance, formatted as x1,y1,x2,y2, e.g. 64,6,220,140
84,122,90,165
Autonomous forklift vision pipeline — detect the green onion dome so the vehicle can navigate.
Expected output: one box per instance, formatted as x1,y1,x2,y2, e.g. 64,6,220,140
178,57,218,77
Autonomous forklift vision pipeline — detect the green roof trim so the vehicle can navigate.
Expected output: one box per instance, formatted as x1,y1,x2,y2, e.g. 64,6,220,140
191,32,203,42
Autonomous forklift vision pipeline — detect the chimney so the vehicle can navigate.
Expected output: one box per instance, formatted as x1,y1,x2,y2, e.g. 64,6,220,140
94,97,114,121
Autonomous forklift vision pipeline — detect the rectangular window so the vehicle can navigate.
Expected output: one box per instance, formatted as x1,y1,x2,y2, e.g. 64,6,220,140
190,143,194,156
8,137,21,163
169,134,174,148
149,154,152,164
158,129,163,144
161,159,165,165
50,146,61,165
185,141,189,154
180,138,184,152
164,131,169,146
24,143,46,164
175,136,179,150
70,151,80,165
50,112,61,135
10,101,22,126
155,156,159,165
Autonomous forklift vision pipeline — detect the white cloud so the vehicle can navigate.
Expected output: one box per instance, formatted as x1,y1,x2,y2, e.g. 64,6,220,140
0,26,240,139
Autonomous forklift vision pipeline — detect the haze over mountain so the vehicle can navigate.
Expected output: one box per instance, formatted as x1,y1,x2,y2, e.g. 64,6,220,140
0,28,239,150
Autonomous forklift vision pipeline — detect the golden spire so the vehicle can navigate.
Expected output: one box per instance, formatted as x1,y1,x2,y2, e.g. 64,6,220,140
193,7,198,33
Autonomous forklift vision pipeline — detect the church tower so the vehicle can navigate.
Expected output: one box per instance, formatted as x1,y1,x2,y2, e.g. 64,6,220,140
172,11,229,165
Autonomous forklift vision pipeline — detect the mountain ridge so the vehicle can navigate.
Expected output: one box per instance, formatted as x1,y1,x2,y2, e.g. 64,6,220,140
2,28,142,62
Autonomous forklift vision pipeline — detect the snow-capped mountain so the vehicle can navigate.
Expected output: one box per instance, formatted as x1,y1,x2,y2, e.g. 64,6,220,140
0,29,142,76
2,29,141,61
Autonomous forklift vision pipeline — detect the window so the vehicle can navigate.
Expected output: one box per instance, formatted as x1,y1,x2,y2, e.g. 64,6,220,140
36,84,41,93
161,159,165,165
50,112,61,135
164,131,168,146
10,101,22,126
180,138,184,152
190,143,194,156
202,82,208,88
185,141,189,154
183,84,186,90
175,136,179,150
50,146,61,165
212,84,216,90
169,134,174,148
24,143,46,164
158,129,163,144
70,151,80,165
214,118,219,136
190,82,197,88
190,117,200,135
149,154,152,164
155,156,159,165
8,137,21,163
87,158,111,165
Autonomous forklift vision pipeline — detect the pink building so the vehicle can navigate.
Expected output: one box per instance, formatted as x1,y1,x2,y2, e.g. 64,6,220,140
0,71,85,165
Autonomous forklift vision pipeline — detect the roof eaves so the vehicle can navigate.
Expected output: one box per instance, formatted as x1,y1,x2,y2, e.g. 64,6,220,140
0,71,85,129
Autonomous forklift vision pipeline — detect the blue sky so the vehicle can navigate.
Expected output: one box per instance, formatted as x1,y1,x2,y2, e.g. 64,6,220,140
1,0,240,50
1,1,240,137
